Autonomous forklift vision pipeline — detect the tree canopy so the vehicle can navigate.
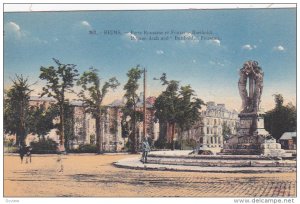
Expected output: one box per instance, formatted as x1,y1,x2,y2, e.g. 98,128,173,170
122,66,143,153
154,73,205,149
39,58,79,151
4,75,33,146
77,67,120,153
264,94,296,140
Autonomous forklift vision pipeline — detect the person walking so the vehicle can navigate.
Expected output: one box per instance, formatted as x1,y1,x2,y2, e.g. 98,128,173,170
141,137,151,164
25,145,32,163
19,145,25,164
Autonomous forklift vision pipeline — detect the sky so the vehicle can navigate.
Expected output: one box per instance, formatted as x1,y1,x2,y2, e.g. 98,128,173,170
4,8,296,111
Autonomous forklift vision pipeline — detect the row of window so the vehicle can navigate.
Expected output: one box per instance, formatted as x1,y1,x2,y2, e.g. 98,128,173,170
202,110,238,118
203,118,237,126
206,136,222,144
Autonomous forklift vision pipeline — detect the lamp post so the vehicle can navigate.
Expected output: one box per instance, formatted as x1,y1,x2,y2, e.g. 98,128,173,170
143,67,147,141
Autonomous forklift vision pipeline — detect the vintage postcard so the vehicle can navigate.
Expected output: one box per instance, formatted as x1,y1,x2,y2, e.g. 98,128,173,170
2,3,297,203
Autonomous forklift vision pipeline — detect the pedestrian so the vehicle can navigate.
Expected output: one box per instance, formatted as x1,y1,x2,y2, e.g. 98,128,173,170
19,145,25,164
25,145,32,163
141,137,151,164
57,145,64,172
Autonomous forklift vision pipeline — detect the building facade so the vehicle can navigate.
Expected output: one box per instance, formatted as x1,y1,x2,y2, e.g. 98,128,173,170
5,95,237,153
68,95,159,151
180,101,239,153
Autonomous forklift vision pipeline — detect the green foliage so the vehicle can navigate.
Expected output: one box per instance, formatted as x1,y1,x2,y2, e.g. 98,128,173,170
27,104,58,140
122,66,143,153
177,85,205,132
77,67,120,154
198,150,213,155
70,144,97,153
4,138,15,147
222,122,232,141
153,138,181,150
77,67,120,118
154,73,205,149
39,58,79,102
64,103,76,150
39,58,79,150
30,138,58,154
4,75,33,146
154,137,167,149
182,138,197,149
264,94,296,140
154,75,179,124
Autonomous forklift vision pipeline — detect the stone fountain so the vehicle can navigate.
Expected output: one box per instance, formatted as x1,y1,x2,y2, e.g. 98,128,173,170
223,61,290,157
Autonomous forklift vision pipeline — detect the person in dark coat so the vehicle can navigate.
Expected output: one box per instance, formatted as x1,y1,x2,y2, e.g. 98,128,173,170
19,145,26,164
25,145,32,163
141,137,151,164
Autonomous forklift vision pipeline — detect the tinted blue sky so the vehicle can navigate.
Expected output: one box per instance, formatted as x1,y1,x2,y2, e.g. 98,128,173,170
4,8,296,110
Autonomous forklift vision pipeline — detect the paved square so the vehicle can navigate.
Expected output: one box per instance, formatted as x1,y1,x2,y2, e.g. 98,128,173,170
4,154,296,197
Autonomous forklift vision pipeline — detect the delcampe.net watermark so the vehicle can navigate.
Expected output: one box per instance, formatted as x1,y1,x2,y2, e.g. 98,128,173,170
234,198,295,204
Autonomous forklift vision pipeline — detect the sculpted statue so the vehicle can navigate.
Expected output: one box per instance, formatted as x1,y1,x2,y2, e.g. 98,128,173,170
238,61,264,113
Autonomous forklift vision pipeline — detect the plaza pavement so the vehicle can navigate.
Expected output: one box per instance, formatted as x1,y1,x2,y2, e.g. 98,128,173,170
4,154,296,197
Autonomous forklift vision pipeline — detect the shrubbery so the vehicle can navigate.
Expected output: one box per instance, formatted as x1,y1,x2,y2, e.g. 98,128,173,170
69,144,97,153
30,138,58,154
198,150,213,155
154,138,181,150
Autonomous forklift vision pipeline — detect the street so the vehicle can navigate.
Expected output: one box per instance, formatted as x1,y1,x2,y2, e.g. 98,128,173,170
4,154,296,197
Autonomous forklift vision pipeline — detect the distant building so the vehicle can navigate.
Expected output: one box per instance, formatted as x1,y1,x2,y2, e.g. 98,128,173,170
28,96,56,109
69,101,89,148
108,94,159,149
67,94,159,151
135,95,159,143
279,132,296,150
181,101,239,153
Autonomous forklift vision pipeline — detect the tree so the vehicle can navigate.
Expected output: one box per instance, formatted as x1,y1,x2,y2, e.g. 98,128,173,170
39,58,79,152
122,66,143,153
27,104,58,141
4,75,33,147
63,103,77,150
154,74,205,150
176,85,205,149
154,73,180,149
264,94,296,140
77,67,120,153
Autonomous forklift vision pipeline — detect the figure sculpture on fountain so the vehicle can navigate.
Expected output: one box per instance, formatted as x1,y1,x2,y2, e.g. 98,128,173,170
238,60,264,114
223,61,288,156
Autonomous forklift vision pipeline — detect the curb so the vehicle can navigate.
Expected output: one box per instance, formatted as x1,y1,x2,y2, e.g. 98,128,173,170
113,157,296,173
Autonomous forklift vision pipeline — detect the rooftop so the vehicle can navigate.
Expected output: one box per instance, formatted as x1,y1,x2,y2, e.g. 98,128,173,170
29,96,56,102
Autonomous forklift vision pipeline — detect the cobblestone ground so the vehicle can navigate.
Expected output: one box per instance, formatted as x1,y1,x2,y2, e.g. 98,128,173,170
4,154,296,197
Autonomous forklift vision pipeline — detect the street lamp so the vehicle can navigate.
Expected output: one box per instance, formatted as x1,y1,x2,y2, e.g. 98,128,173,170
143,67,147,141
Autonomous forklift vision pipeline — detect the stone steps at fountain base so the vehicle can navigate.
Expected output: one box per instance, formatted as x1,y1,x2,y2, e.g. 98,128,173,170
114,156,296,173
146,156,295,167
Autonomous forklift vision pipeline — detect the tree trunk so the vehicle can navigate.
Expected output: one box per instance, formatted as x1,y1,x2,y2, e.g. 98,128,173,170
131,115,137,153
59,103,65,152
15,134,20,147
95,114,103,154
131,103,137,154
171,123,175,150
180,128,184,150
18,100,26,147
